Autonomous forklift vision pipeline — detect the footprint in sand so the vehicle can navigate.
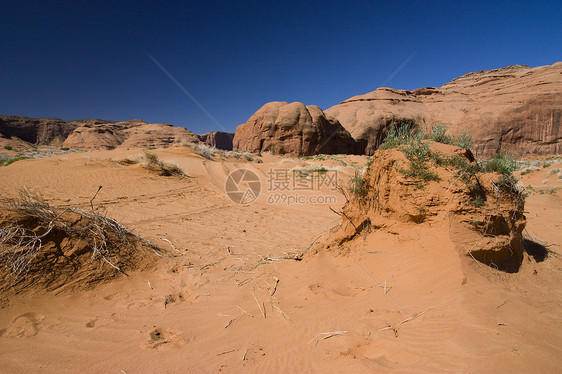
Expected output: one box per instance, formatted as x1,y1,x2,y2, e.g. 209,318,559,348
308,283,323,294
143,327,185,349
86,313,123,328
331,286,357,297
0,312,45,338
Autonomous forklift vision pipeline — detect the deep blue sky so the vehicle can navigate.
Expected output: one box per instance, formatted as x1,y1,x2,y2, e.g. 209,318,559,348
1,1,560,134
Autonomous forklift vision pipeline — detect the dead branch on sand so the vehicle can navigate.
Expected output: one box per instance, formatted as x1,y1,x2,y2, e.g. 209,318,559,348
251,291,266,319
217,349,238,356
377,308,431,337
237,305,254,318
160,238,183,255
307,331,349,346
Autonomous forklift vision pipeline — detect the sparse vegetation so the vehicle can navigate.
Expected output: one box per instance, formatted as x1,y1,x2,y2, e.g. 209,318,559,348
348,171,367,202
4,145,13,151
472,195,486,207
1,147,79,166
142,152,186,177
428,122,450,144
383,124,524,203
380,123,417,150
428,123,473,149
483,153,518,175
452,131,473,149
381,124,440,186
186,143,216,160
0,155,30,166
326,155,348,166
538,187,561,195
432,153,480,174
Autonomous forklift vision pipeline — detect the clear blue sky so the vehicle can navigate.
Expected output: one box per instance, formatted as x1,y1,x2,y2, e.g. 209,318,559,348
1,0,560,134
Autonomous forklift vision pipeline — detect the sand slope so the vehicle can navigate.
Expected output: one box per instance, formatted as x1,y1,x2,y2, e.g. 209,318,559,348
0,148,560,373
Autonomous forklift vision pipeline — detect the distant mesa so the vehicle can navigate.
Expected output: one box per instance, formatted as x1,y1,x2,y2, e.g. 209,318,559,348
0,116,234,151
232,101,358,156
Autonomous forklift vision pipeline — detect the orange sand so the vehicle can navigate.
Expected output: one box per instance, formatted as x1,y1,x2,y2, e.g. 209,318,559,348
0,147,560,373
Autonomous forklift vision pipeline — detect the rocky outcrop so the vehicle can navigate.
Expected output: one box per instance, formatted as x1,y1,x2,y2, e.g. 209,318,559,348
325,88,428,155
0,116,79,146
326,62,562,157
233,101,358,156
198,131,234,150
0,116,201,150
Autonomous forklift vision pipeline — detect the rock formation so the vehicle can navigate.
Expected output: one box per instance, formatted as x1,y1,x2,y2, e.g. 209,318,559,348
2,63,560,157
326,62,562,157
0,116,79,146
325,88,427,155
198,131,234,151
0,116,208,150
64,121,201,150
233,101,358,156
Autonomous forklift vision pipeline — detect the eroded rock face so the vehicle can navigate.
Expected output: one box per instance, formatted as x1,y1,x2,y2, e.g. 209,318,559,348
326,62,562,157
332,143,526,272
0,116,79,145
0,116,201,150
198,131,234,150
325,88,428,155
233,101,358,156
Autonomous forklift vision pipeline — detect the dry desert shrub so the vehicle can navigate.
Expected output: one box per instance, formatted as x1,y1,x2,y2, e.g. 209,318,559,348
117,152,186,176
0,189,163,293
190,143,216,159
142,151,186,177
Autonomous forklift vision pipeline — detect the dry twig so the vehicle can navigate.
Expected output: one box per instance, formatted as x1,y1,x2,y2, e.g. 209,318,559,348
251,291,266,319
308,331,349,346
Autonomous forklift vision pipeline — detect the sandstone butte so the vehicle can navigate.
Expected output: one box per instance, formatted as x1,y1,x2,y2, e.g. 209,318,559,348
232,101,358,156
325,62,562,157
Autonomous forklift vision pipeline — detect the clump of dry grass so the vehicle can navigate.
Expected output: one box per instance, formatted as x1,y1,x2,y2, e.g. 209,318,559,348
142,151,186,177
0,189,163,293
190,143,216,160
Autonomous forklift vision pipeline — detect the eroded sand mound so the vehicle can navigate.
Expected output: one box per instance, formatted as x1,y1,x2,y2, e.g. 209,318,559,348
329,143,526,272
0,190,164,294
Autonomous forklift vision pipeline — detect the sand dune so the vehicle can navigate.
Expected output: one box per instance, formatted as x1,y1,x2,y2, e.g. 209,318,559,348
0,146,560,373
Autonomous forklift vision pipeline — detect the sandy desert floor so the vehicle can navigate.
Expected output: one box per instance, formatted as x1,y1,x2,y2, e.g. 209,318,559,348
0,147,561,373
